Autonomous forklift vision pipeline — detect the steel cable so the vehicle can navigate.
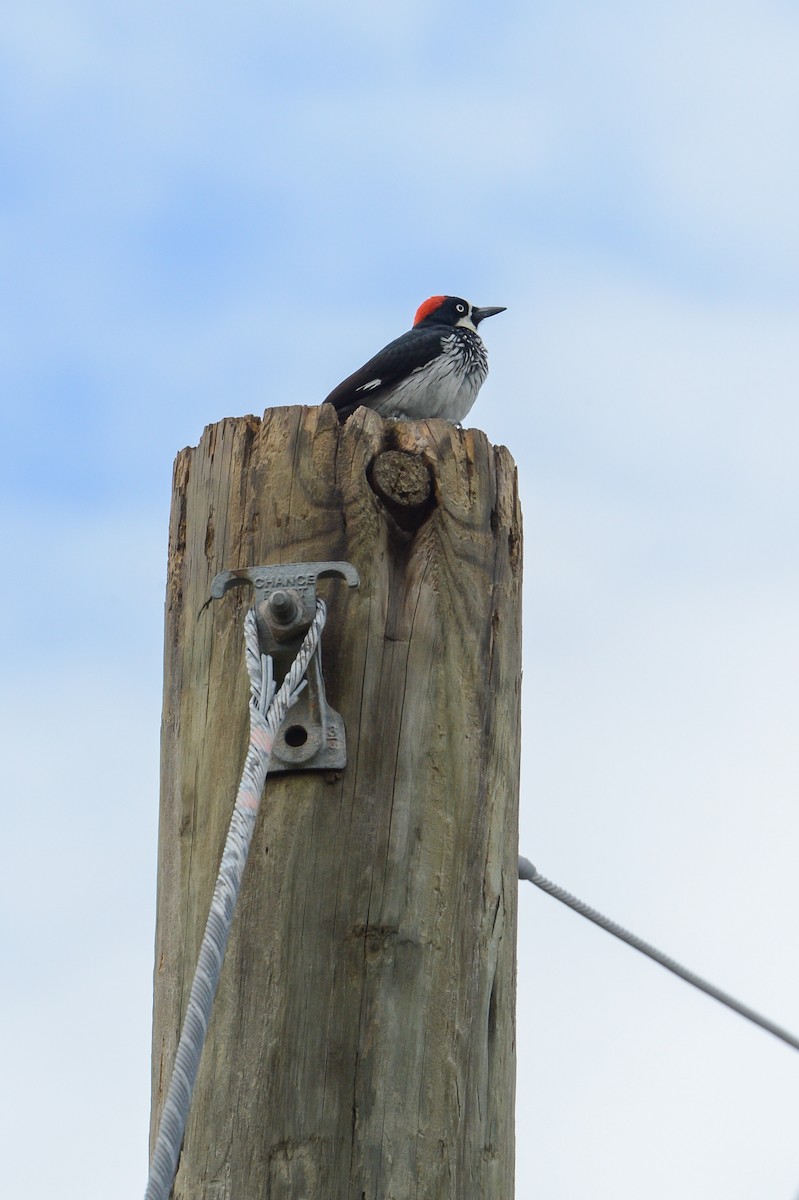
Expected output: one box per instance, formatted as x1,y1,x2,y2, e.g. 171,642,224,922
519,856,799,1053
145,602,327,1200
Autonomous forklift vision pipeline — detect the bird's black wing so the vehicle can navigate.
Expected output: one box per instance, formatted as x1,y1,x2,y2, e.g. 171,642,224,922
323,326,445,420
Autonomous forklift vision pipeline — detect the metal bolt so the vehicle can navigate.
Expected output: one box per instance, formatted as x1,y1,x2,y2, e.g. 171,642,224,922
268,589,299,624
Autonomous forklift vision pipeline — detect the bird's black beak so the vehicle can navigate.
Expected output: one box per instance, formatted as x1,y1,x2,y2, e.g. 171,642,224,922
471,305,506,325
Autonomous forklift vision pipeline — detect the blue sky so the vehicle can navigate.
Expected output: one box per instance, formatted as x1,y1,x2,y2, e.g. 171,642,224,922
2,2,798,1196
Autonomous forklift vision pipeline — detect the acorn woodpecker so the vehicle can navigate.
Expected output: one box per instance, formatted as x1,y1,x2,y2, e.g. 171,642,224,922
323,295,506,423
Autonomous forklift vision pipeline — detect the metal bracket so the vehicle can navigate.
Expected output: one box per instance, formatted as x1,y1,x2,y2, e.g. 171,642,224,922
210,561,359,772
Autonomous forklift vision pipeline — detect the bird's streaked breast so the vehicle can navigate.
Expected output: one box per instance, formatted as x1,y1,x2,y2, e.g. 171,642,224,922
374,329,488,422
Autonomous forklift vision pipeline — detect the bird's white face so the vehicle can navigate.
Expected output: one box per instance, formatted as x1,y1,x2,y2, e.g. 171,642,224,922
453,301,478,333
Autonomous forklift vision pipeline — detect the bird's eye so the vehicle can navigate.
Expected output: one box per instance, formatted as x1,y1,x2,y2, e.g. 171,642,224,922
456,303,466,313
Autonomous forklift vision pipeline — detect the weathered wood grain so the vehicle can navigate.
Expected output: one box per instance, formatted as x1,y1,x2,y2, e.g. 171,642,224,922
152,404,522,1198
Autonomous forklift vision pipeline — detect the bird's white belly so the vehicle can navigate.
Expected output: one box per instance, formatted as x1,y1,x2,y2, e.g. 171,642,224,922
375,335,488,422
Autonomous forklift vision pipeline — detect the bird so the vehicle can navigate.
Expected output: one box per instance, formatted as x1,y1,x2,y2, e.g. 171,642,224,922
323,295,506,423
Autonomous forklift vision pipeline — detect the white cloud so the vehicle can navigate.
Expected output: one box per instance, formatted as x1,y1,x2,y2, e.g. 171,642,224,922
0,665,157,1199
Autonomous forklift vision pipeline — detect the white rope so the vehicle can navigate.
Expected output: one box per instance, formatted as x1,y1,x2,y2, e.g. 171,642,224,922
145,601,327,1200
519,857,799,1054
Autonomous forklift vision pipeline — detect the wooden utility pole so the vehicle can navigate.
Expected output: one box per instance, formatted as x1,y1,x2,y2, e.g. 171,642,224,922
151,404,522,1198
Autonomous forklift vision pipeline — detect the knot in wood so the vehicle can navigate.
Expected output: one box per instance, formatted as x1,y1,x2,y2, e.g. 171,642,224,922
368,450,434,531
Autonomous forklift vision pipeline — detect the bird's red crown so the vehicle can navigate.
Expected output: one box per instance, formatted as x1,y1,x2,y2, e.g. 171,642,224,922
413,295,447,326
